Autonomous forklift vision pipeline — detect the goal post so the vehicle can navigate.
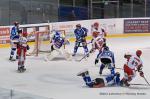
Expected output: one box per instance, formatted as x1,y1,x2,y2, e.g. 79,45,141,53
29,30,66,56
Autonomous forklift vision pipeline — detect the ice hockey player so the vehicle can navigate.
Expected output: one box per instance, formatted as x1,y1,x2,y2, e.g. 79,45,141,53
120,50,144,86
72,24,89,56
91,22,107,39
9,22,20,61
91,22,107,51
17,29,29,72
95,46,115,75
45,30,71,61
90,35,105,53
77,69,120,88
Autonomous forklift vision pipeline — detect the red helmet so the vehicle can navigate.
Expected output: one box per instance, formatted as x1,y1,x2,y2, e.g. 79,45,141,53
22,32,28,37
136,50,142,57
93,22,99,27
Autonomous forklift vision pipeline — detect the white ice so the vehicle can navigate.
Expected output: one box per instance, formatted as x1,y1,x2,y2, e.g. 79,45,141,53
0,36,150,99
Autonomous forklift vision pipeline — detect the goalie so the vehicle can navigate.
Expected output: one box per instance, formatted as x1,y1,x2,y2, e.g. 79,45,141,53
45,30,72,61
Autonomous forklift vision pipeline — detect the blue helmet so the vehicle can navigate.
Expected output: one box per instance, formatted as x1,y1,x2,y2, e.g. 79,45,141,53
104,46,109,51
55,31,60,37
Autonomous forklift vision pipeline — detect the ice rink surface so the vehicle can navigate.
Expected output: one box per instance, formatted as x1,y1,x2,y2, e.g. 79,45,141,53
0,36,150,99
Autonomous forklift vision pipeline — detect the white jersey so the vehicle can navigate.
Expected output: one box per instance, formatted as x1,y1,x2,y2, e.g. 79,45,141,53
126,55,143,70
91,27,106,39
92,37,104,51
18,37,28,47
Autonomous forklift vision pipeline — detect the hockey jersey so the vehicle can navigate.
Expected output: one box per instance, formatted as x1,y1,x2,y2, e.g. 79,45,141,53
105,73,120,86
91,27,106,39
18,36,28,48
74,27,88,40
97,49,115,64
10,26,19,40
126,55,143,70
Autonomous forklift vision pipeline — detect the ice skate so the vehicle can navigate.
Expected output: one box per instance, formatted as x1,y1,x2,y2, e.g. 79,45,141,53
21,66,26,72
9,56,12,60
72,53,76,56
10,58,16,61
17,67,22,73
17,66,26,73
120,79,130,87
77,69,88,76
9,56,16,61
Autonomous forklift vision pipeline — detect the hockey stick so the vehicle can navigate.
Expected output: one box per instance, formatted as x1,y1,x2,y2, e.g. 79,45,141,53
130,83,149,86
143,76,150,86
115,67,123,70
78,41,92,47
76,52,90,62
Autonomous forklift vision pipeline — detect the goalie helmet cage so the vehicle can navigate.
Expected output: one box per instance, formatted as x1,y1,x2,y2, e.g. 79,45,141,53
30,30,66,56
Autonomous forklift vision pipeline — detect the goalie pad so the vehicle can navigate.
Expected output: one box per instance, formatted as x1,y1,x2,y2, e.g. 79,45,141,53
44,50,59,61
62,49,72,61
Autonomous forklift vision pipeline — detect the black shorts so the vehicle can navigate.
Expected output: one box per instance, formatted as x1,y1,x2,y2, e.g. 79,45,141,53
100,58,111,64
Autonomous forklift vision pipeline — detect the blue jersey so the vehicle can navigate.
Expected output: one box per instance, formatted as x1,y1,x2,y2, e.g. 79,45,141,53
74,27,88,40
52,32,65,49
83,75,93,87
10,26,19,40
105,73,120,86
82,72,120,87
97,49,115,64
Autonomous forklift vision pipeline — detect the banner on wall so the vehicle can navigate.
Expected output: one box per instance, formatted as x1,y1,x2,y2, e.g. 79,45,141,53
1,18,150,44
124,19,150,33
51,19,117,38
22,25,49,41
0,27,10,44
52,22,75,38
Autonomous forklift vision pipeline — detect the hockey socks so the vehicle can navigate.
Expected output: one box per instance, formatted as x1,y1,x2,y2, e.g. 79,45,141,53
10,48,17,61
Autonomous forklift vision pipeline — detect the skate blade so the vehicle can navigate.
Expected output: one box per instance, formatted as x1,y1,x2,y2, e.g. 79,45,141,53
17,69,26,73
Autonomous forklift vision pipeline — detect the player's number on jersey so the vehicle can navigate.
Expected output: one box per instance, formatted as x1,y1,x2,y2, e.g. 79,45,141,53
131,60,138,66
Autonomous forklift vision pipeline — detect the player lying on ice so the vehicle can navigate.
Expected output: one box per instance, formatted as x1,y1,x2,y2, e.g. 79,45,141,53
45,30,72,61
77,69,120,88
95,46,115,75
120,50,144,87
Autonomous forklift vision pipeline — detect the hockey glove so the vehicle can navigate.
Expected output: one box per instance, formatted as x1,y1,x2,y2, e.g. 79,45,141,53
90,48,95,53
27,45,30,50
113,64,115,68
137,64,143,72
140,71,144,77
95,58,99,65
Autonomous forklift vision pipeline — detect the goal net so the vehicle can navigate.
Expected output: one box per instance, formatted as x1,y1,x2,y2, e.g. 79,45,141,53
29,30,66,56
